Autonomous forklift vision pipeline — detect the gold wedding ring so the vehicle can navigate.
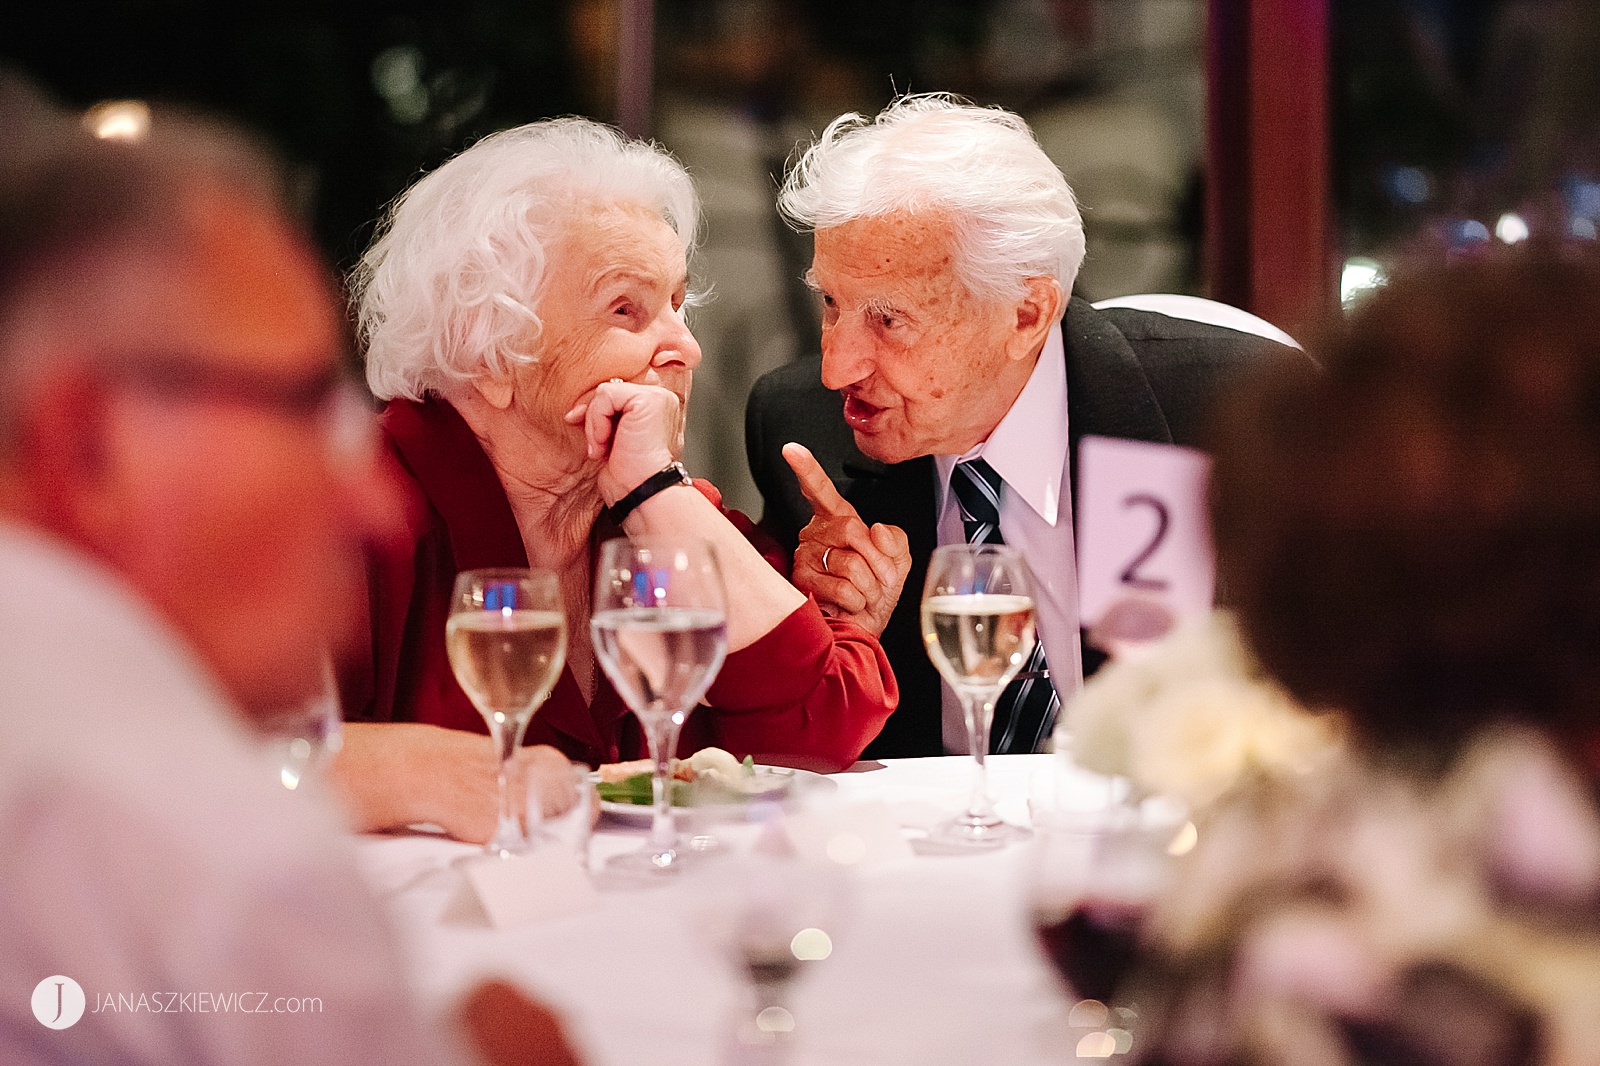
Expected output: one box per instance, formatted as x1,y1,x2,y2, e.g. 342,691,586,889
821,546,834,573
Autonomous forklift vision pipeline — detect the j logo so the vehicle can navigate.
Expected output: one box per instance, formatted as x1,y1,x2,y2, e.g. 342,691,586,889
31,975,85,1029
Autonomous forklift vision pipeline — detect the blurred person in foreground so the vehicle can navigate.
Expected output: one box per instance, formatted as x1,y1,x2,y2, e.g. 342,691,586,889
745,93,1310,759
333,117,895,833
1127,250,1600,1065
0,76,579,1066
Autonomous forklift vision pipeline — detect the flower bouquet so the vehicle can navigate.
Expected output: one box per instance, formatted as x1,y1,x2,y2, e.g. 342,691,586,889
1059,610,1342,813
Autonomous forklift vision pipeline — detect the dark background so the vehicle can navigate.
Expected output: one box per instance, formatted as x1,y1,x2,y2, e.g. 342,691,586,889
2,0,998,274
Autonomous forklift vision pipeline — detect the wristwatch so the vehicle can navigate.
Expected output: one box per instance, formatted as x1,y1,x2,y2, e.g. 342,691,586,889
606,461,693,525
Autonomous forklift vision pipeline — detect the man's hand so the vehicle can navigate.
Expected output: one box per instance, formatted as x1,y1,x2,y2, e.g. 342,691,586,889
783,441,910,637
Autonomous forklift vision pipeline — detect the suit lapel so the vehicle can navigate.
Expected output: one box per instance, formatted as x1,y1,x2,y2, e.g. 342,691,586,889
844,455,946,757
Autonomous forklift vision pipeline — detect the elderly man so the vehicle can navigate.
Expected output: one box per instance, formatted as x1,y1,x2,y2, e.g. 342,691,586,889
0,79,577,1065
746,93,1311,758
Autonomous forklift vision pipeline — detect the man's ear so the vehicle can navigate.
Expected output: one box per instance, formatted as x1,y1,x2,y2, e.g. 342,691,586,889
1008,276,1064,361
14,368,118,540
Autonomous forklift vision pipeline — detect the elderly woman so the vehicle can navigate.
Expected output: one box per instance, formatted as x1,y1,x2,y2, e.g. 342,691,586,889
331,119,895,840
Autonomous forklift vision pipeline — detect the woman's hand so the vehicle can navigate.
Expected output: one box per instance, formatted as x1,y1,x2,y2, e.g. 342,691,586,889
564,379,681,507
784,442,911,637
330,722,589,843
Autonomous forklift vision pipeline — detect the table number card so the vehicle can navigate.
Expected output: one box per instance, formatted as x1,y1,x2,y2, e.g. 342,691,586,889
1075,436,1215,639
462,846,597,929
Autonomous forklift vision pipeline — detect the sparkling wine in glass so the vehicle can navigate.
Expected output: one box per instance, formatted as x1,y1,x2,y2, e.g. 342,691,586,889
591,537,728,874
920,543,1037,848
446,568,566,858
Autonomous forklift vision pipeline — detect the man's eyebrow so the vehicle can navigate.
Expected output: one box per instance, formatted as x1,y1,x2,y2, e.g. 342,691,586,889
801,273,909,319
101,353,349,412
862,296,904,318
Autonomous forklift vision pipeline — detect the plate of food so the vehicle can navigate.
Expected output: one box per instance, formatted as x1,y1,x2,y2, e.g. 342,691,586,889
592,747,826,823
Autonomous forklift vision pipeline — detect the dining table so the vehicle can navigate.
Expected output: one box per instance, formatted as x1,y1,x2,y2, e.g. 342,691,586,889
356,752,1127,1066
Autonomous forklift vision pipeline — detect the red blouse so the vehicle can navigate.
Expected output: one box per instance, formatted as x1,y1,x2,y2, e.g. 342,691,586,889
338,398,896,770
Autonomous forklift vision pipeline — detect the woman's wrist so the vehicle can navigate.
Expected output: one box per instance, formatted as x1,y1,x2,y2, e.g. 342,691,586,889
606,461,693,525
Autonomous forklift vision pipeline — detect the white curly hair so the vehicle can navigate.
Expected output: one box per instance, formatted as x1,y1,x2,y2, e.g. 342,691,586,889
778,93,1085,304
351,118,700,401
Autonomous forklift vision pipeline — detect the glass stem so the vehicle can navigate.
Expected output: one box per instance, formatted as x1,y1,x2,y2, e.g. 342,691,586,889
488,711,533,856
645,707,686,865
962,691,1001,828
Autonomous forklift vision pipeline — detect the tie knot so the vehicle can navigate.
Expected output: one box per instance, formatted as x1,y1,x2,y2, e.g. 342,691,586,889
953,458,1004,545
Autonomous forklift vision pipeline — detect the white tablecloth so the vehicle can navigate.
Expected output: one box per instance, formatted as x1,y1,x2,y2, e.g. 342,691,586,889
357,753,1119,1066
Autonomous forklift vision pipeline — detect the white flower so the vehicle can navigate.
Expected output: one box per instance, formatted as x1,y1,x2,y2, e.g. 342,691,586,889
1062,610,1340,811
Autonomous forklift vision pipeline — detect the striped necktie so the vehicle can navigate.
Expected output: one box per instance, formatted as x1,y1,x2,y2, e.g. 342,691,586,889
950,458,1059,753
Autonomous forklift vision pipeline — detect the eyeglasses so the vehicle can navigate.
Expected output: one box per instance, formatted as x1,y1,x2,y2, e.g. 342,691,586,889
99,353,377,465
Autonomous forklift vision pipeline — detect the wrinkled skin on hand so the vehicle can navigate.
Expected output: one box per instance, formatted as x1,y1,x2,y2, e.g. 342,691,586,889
783,441,911,637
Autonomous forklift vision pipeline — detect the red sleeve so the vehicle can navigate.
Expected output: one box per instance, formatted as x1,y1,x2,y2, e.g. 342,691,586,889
699,604,897,771
685,489,898,772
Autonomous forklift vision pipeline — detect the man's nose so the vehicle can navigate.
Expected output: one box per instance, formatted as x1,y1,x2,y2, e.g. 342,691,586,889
819,321,873,391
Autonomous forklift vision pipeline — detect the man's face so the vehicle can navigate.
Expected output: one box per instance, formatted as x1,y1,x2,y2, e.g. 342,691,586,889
809,211,1043,464
61,186,398,715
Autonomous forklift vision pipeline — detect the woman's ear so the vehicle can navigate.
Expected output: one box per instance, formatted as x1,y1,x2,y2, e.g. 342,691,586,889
470,374,516,411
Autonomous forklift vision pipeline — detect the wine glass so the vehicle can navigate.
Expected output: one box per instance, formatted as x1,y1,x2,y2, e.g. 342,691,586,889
260,651,343,792
446,567,567,858
1027,801,1184,1058
687,841,849,1064
920,543,1037,848
591,536,728,874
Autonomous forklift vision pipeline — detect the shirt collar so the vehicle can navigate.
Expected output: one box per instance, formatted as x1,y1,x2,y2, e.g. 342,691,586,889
935,322,1069,526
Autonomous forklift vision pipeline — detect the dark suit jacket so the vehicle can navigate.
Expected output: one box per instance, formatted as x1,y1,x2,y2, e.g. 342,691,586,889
745,296,1313,758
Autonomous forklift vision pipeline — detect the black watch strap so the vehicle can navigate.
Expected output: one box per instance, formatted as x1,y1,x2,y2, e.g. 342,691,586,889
606,461,693,525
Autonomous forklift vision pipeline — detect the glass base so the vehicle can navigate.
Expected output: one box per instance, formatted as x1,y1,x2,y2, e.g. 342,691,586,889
482,822,532,859
925,817,1031,851
722,1005,797,1065
603,841,691,880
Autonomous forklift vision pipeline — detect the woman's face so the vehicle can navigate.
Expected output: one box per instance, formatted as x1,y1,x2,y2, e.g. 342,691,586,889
520,200,700,445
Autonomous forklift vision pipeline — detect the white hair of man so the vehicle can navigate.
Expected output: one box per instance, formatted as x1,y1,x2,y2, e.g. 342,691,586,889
353,117,701,402
778,93,1086,304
